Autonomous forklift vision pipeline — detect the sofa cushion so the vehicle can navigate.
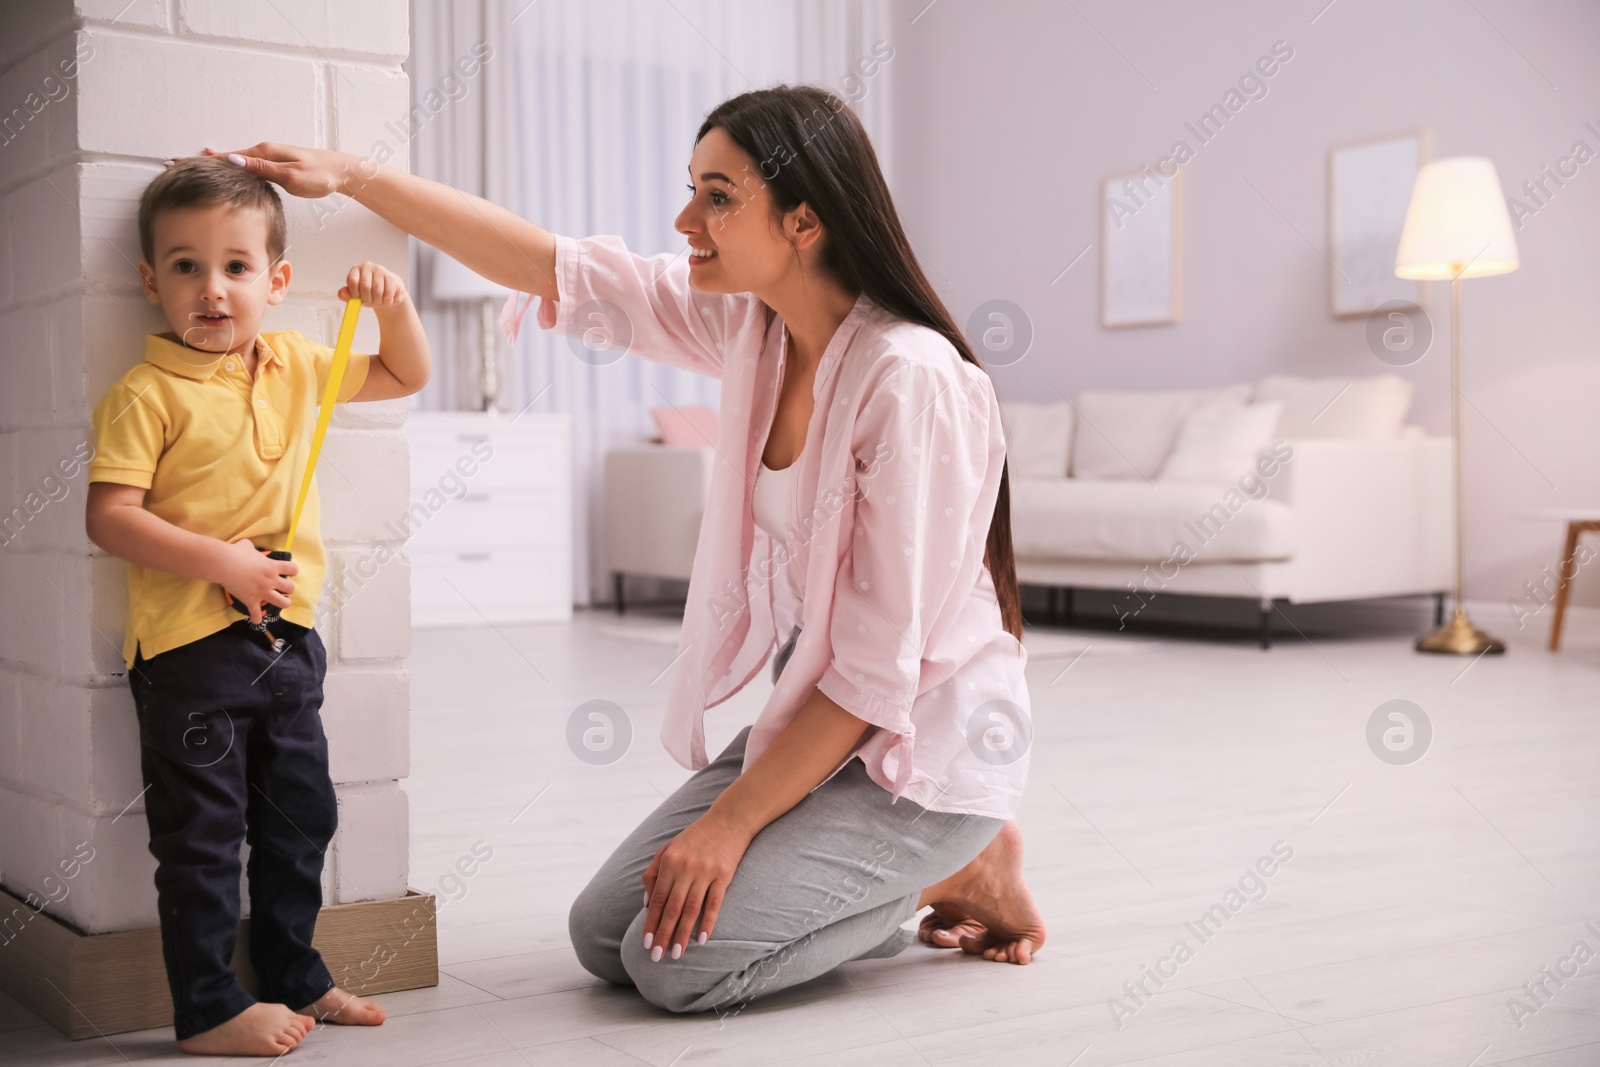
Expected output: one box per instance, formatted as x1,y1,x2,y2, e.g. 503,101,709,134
1009,478,1297,563
1159,400,1283,483
1255,374,1413,439
1070,385,1251,481
650,404,719,446
999,401,1074,479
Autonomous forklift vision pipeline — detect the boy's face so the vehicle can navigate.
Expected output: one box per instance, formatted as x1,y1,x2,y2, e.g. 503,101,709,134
137,203,290,357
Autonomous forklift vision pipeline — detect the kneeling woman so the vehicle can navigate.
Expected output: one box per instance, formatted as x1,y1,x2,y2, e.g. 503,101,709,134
217,83,1045,1015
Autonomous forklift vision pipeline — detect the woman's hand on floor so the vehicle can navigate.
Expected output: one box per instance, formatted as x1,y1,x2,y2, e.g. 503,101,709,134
641,813,751,960
637,691,870,962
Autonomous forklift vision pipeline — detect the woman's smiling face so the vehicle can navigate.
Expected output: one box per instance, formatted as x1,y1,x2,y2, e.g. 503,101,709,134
676,127,818,296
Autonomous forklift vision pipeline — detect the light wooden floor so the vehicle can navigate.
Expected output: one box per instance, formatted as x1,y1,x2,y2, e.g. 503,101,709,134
6,601,1600,1066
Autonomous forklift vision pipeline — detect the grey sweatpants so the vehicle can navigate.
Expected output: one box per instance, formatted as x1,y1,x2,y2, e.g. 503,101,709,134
568,726,1004,1014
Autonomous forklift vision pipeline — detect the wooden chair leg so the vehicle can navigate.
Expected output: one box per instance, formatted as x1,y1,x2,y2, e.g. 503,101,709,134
1549,522,1581,651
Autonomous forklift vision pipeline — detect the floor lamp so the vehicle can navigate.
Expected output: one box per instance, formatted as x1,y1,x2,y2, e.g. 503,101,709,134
1394,157,1520,655
433,252,511,413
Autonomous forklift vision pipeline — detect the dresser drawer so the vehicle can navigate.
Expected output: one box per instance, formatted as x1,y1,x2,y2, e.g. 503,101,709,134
410,549,571,627
409,430,568,494
404,413,571,628
404,490,568,553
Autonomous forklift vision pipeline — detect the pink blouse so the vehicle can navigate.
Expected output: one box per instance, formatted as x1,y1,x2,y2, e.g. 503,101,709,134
504,234,1031,818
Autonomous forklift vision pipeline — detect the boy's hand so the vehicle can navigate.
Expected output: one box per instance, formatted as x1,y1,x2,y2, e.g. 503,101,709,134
339,263,409,309
220,539,297,625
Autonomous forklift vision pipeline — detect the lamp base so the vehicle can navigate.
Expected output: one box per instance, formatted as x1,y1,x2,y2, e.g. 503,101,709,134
1416,609,1506,655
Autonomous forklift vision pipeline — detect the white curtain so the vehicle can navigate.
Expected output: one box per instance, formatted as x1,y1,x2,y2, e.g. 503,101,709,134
408,0,894,607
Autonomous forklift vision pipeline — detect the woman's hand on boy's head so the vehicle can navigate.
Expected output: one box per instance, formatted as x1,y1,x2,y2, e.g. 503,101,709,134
339,262,409,309
204,143,355,199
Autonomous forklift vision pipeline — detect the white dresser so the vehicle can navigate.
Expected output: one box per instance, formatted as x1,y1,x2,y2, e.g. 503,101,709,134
404,411,572,627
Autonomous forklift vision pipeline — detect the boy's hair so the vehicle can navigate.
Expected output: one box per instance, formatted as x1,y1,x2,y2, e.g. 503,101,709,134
138,156,287,264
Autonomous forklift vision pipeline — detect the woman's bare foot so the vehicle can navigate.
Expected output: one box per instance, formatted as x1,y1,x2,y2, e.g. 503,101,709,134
916,820,1046,964
177,1003,313,1056
298,986,387,1026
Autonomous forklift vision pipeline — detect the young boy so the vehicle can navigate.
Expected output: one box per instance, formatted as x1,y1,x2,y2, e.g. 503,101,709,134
85,157,430,1057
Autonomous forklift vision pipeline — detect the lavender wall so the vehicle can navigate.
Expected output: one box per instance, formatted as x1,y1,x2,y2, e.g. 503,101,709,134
888,0,1600,611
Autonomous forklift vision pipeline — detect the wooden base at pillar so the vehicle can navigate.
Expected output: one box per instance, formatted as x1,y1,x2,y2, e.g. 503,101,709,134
0,885,438,1040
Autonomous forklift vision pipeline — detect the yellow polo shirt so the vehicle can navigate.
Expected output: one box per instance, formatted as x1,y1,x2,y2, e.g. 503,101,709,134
89,331,371,667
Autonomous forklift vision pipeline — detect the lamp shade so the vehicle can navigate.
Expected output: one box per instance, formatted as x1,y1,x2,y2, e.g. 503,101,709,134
431,252,511,300
1394,157,1519,280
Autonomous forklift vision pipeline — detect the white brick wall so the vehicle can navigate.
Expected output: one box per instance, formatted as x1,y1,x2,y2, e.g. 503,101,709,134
332,550,412,662
0,669,23,794
0,305,53,429
280,193,409,299
332,785,409,904
322,667,410,784
177,0,408,61
0,0,414,932
0,33,84,191
321,429,411,542
76,32,321,160
7,167,82,303
332,66,413,165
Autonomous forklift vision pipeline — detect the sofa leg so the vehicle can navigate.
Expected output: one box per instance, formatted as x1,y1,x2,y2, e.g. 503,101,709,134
1433,591,1445,627
1063,587,1075,626
614,572,625,615
1258,598,1273,650
1045,586,1058,625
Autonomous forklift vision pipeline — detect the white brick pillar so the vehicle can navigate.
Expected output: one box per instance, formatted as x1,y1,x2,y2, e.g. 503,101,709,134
0,0,414,936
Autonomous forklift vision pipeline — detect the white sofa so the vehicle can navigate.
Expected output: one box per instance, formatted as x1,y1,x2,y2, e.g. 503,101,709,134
601,375,1453,646
1004,375,1453,646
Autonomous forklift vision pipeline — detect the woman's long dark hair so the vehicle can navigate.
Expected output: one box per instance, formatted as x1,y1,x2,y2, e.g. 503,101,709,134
698,85,1024,641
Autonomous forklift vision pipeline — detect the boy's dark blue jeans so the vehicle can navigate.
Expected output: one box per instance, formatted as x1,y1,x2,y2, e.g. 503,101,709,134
129,618,338,1040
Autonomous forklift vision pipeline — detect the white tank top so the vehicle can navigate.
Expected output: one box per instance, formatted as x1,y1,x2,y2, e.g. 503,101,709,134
752,458,796,539
754,454,805,661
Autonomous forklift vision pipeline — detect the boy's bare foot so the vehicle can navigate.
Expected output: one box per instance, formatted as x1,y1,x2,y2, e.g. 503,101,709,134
177,1003,313,1056
298,986,386,1026
915,820,1047,964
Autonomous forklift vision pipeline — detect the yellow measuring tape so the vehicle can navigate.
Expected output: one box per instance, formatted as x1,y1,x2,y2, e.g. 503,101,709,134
285,297,361,552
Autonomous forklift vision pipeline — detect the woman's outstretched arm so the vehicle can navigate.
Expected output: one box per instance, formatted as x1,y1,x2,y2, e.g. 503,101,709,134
207,144,558,300
641,690,873,960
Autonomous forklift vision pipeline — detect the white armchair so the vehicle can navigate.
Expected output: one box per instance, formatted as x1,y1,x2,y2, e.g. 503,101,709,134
602,445,715,611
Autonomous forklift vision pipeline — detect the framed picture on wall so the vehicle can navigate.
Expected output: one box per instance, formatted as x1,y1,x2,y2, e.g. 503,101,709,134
1101,168,1182,328
1328,131,1428,317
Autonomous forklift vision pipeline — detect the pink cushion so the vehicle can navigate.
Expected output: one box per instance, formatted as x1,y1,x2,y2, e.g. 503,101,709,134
650,405,719,447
